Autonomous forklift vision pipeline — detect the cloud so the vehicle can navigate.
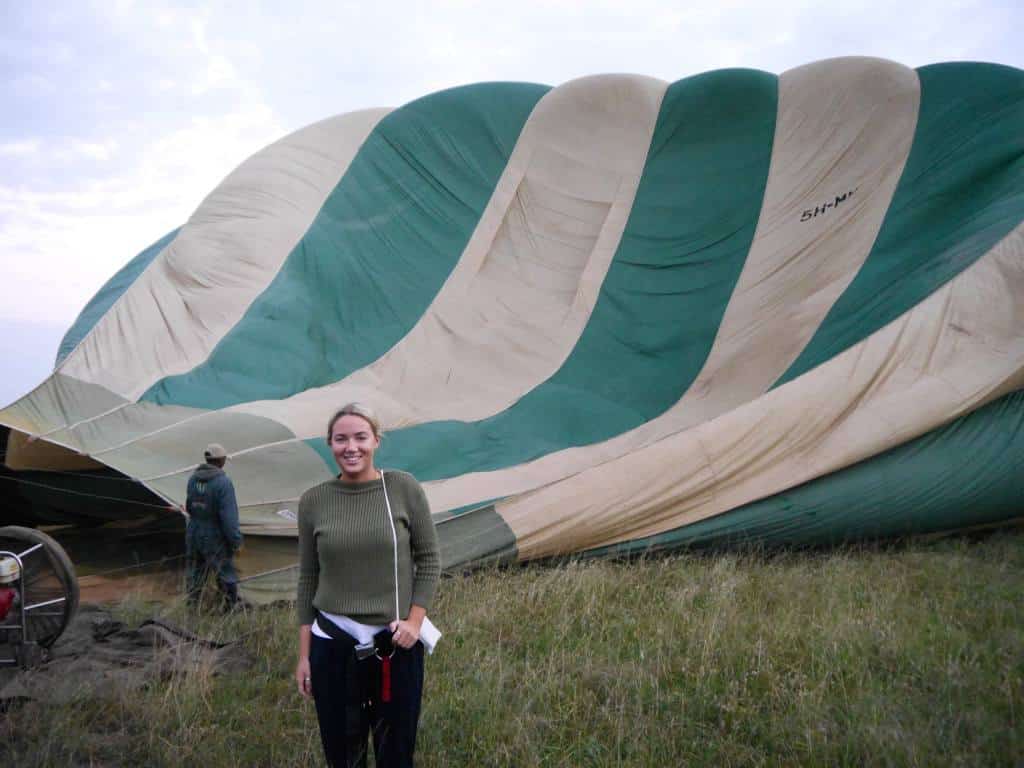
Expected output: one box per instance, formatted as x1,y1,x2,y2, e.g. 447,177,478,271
1,137,117,164
191,53,240,95
0,139,41,156
70,139,118,161
0,99,284,326
188,13,243,95
0,4,285,331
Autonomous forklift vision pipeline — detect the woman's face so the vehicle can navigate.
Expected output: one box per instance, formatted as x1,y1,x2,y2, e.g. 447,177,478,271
330,414,380,482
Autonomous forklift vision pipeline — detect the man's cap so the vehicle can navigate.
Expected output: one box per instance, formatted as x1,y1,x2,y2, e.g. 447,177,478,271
204,443,228,461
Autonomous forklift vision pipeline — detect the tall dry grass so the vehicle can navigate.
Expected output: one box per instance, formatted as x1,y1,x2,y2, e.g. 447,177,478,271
2,530,1022,766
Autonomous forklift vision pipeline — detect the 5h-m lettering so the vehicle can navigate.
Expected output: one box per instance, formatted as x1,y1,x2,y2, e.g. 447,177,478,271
800,187,858,222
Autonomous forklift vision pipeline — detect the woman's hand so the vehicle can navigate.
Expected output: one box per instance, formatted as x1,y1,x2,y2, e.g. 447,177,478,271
295,657,312,698
390,617,422,649
296,625,312,698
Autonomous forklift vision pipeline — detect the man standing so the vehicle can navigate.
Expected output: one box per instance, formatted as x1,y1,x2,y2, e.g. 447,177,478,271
184,443,243,610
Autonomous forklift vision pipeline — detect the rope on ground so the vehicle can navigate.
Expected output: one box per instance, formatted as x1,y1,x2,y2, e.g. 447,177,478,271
77,553,187,580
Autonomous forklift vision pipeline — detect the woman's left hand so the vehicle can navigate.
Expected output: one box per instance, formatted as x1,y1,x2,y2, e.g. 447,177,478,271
390,618,421,649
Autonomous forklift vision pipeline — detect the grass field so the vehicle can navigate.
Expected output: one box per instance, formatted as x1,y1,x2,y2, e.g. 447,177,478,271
3,530,1023,766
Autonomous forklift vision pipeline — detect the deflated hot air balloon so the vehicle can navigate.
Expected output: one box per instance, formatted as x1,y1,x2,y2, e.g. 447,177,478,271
2,57,1022,590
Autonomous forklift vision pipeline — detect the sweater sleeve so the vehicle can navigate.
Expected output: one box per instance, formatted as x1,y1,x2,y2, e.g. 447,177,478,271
296,491,319,625
404,475,441,611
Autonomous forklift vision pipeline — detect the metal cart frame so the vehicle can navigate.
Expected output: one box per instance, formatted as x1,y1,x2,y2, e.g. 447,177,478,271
0,545,69,668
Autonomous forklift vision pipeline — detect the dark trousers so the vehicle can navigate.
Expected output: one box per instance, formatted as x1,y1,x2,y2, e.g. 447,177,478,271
184,525,238,609
310,631,424,768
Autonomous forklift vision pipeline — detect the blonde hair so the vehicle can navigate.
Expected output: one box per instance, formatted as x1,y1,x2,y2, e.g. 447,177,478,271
326,402,383,442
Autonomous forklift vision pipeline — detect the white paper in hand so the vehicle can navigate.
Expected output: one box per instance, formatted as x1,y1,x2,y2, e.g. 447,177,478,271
419,616,442,654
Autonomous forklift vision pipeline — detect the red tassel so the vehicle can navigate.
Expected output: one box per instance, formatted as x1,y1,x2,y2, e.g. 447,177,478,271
381,656,391,703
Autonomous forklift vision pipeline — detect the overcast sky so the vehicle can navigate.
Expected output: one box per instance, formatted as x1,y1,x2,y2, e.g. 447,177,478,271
1,0,1021,405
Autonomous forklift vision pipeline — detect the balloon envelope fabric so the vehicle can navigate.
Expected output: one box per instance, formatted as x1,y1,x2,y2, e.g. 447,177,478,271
2,57,1023,583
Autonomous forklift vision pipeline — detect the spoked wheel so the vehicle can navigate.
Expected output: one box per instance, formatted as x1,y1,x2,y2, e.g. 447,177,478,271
0,526,79,649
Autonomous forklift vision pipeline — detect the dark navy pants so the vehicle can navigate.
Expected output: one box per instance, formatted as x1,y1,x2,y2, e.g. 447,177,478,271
184,522,238,609
309,631,424,768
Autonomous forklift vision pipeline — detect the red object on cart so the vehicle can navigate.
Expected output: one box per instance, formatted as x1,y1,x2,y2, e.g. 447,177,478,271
0,587,16,621
0,589,17,626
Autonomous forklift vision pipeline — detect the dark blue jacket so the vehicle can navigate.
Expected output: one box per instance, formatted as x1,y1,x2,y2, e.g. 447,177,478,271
185,464,242,551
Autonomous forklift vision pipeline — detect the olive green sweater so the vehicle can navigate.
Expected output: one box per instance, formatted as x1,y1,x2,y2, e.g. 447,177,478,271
296,470,440,626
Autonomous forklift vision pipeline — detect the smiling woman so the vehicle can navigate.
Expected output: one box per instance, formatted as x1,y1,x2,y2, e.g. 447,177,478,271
295,401,440,767
0,58,1022,591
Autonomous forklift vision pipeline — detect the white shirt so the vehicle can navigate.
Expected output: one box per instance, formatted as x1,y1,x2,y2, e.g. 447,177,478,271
312,609,441,654
311,610,386,644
